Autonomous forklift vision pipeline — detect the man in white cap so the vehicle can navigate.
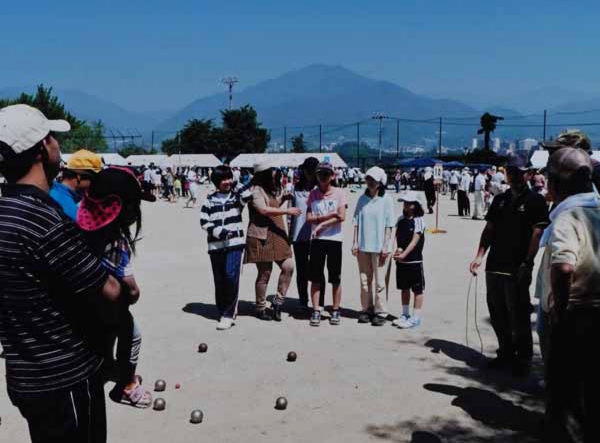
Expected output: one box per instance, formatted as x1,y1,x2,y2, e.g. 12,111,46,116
0,105,122,443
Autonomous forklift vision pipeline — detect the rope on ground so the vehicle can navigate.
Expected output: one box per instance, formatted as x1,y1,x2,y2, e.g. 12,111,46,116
465,274,484,355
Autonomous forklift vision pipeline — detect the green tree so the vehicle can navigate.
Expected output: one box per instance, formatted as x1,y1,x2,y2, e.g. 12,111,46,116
118,145,157,157
291,133,306,153
0,85,108,152
161,119,218,155
217,105,269,158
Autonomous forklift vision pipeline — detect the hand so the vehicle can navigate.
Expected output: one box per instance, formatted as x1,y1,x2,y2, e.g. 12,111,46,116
287,207,302,216
379,251,390,266
516,262,533,289
351,244,358,256
469,257,483,275
313,224,326,238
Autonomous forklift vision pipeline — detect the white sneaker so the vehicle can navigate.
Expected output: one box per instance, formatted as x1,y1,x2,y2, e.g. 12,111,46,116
392,315,412,328
216,317,235,330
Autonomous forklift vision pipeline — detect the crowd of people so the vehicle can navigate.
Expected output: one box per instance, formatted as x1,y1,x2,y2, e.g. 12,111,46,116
0,104,599,442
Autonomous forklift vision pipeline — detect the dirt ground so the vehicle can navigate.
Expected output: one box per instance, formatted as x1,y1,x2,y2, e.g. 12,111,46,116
0,187,545,443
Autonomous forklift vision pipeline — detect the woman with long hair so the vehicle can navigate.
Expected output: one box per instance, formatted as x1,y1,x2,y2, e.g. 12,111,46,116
245,161,301,321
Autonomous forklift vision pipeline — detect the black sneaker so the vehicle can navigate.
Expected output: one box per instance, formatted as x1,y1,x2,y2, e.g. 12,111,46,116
272,304,282,322
257,309,272,321
358,312,371,323
371,315,386,327
310,310,321,327
330,310,341,325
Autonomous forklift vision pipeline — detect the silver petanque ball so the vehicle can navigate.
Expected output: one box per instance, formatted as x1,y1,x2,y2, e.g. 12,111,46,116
190,409,204,424
153,398,166,411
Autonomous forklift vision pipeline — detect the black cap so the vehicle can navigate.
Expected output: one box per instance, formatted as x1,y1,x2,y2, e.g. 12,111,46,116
506,152,531,171
300,157,319,173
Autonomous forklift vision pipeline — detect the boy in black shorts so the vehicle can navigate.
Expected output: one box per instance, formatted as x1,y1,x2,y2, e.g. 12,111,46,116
393,191,426,329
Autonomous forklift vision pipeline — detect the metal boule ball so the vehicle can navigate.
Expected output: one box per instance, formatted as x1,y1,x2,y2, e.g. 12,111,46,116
154,379,166,392
153,398,166,411
275,397,288,410
190,409,204,424
198,343,208,353
287,351,297,362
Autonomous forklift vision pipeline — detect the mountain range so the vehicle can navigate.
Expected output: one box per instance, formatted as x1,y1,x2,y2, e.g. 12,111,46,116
2,65,599,149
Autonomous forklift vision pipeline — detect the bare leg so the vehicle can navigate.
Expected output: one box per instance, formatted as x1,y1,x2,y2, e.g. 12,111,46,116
310,282,321,311
332,285,342,311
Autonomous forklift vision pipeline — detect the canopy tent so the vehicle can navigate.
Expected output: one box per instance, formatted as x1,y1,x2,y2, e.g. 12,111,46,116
444,161,464,168
61,153,127,166
168,154,222,168
230,153,348,168
397,158,444,168
125,155,171,167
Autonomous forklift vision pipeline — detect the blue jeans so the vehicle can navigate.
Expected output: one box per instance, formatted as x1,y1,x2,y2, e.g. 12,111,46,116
209,249,242,319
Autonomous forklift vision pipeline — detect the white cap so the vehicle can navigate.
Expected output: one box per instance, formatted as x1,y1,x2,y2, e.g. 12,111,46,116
365,166,387,186
398,190,427,208
0,104,70,155
253,158,277,173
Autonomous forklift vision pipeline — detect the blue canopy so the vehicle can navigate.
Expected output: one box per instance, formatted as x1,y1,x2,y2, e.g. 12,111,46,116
444,160,464,168
400,158,444,168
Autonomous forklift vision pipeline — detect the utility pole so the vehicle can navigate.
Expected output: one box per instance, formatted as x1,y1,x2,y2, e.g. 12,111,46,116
220,76,239,110
356,122,360,167
543,110,547,142
438,117,443,157
396,119,400,158
284,126,287,152
319,124,322,152
372,113,385,160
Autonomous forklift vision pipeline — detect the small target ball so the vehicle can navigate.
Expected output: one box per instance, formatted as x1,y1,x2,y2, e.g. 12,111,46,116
275,397,288,410
190,409,204,424
154,379,166,392
175,383,181,389
198,343,208,353
153,398,166,411
287,352,297,362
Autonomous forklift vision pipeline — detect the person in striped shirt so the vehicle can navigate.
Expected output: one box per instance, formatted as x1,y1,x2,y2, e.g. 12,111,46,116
200,165,252,330
0,105,122,443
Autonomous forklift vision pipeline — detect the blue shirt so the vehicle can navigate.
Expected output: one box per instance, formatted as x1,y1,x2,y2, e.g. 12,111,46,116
49,182,81,221
353,193,395,253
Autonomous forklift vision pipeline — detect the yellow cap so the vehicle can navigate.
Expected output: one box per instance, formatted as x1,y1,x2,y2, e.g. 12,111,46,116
66,149,102,173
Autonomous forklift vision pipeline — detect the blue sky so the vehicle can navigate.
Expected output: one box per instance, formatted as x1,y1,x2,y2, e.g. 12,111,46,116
2,0,599,111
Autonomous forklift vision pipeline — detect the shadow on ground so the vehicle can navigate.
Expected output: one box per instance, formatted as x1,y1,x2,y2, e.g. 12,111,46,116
365,338,545,442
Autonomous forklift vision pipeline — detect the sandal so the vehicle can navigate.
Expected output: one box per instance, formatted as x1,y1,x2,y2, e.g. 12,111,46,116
120,382,152,408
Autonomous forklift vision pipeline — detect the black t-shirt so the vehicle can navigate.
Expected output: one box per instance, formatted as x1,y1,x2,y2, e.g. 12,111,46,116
485,188,549,274
395,216,426,263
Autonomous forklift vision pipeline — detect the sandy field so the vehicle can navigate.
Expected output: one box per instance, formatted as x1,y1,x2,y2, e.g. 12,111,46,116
0,188,545,443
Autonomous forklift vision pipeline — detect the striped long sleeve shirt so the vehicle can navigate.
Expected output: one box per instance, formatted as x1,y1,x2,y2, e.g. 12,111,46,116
200,186,252,253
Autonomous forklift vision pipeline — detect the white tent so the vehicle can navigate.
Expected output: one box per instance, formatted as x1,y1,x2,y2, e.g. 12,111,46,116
60,153,127,166
167,154,222,168
530,150,600,169
230,153,348,168
125,155,171,167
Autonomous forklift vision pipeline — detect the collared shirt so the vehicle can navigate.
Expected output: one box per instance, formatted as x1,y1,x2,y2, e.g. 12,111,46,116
353,193,395,253
474,174,487,192
485,188,549,275
0,184,108,393
49,181,81,221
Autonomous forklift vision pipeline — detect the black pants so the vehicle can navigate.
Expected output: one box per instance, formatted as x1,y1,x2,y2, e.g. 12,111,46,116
9,371,107,443
545,308,600,443
293,242,325,307
485,273,533,363
457,190,470,216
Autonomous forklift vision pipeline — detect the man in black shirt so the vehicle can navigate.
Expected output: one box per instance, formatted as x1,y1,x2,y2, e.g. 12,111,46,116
0,105,122,443
469,152,549,376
